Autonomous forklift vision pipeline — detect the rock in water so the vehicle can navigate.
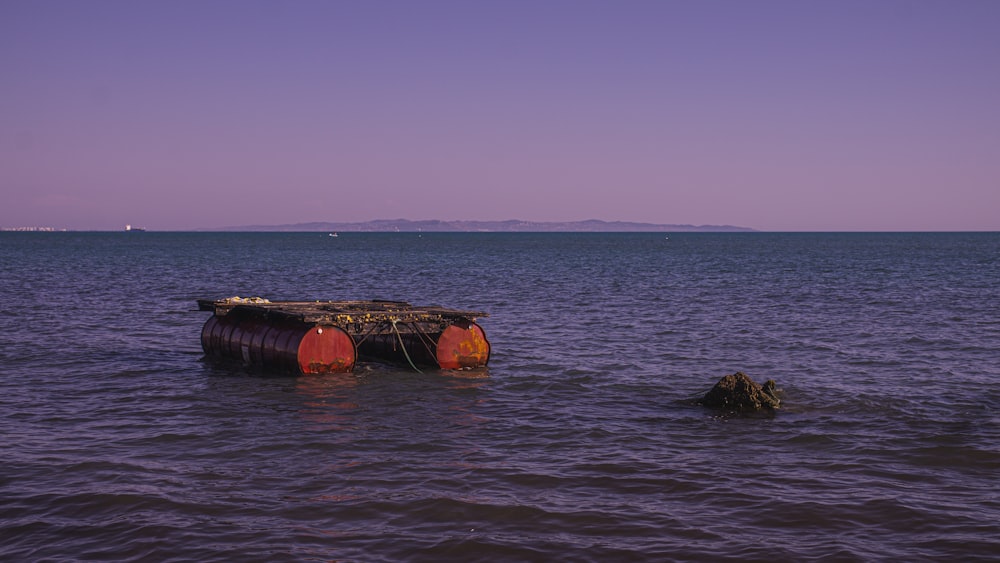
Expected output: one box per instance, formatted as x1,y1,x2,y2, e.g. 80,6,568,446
700,372,780,413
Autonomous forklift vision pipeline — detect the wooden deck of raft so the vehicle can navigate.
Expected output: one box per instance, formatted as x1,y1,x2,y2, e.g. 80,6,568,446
199,297,487,329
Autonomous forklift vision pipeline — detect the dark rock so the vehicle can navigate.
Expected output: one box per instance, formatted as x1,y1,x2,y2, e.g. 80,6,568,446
699,372,780,413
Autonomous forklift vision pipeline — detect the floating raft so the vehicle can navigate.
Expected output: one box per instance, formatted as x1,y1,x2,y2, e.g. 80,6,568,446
198,297,490,374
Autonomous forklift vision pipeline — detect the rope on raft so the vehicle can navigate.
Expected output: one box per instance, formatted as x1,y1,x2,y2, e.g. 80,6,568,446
391,320,423,373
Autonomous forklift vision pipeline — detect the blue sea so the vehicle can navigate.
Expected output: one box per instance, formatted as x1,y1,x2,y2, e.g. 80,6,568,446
2,231,998,562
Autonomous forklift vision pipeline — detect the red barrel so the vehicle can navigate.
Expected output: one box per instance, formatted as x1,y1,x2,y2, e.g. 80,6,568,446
201,314,356,374
436,321,490,369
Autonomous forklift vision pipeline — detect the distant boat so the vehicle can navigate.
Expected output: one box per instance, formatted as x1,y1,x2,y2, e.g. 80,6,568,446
329,232,338,237
125,224,145,232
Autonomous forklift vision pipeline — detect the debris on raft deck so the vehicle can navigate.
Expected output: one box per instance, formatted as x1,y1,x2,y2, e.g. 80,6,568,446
197,297,490,374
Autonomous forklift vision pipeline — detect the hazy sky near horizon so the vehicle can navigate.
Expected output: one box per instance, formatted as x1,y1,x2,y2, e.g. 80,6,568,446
3,1,999,231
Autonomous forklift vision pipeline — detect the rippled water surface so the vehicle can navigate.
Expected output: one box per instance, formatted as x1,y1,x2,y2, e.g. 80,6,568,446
2,232,999,561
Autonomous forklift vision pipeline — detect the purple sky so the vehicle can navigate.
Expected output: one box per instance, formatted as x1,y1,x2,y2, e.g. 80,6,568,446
3,0,999,231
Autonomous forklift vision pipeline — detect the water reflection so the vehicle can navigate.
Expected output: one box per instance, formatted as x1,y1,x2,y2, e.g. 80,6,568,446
437,367,491,388
292,366,492,433
295,373,362,431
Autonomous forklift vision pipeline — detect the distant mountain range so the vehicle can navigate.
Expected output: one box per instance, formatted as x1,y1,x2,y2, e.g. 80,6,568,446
213,219,755,232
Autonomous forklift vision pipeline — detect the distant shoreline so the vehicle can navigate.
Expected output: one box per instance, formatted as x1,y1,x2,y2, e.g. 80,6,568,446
205,219,756,233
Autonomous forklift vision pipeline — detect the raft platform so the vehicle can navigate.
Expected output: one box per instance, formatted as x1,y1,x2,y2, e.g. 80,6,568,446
198,297,490,374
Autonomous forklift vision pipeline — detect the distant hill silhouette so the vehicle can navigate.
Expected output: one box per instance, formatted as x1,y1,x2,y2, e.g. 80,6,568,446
213,219,755,232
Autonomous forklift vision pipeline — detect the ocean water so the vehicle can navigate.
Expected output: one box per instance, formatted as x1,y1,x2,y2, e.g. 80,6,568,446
1,231,998,562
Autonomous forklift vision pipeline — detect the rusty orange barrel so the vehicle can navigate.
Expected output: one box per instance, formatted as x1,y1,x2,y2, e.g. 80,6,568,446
436,321,490,369
356,320,490,369
201,313,356,374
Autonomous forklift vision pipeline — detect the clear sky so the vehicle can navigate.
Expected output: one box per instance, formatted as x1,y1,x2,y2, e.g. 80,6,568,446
2,0,998,231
